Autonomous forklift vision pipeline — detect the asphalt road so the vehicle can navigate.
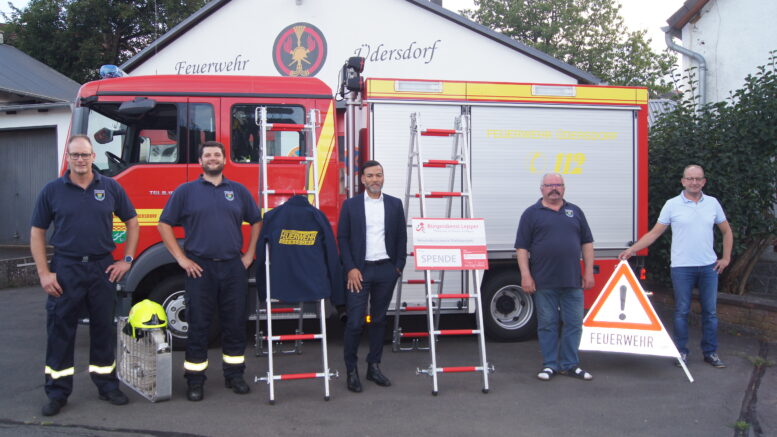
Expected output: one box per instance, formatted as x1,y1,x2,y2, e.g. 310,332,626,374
0,286,774,437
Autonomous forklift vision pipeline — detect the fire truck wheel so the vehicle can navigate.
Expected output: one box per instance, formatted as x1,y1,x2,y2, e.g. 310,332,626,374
481,271,537,342
148,275,221,351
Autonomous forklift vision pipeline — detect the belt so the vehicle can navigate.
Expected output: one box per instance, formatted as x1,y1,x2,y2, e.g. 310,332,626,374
364,259,391,266
55,253,112,263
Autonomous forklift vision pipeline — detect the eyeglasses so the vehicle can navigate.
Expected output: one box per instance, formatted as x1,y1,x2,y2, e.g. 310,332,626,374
683,177,705,182
68,152,93,160
542,183,564,188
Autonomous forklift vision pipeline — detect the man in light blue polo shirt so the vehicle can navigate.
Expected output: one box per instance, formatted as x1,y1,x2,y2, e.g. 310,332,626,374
620,165,733,368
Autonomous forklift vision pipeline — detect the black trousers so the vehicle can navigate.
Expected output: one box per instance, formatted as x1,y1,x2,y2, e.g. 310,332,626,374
45,254,118,401
184,255,248,383
343,262,398,372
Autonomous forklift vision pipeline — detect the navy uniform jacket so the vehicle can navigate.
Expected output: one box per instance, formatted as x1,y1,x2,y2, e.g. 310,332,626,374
257,196,344,305
338,192,407,274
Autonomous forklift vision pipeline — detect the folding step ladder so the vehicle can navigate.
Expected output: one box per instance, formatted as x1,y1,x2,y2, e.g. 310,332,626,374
392,113,470,351
402,112,492,395
253,106,336,404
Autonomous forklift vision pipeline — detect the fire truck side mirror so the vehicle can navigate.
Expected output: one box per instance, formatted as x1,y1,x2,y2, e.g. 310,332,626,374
346,76,364,93
342,57,365,93
119,97,157,116
347,57,365,73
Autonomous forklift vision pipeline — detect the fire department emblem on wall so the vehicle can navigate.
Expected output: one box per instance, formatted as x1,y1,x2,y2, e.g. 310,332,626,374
272,22,327,77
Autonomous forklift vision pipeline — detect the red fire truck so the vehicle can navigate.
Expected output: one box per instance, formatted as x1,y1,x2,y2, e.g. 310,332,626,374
65,59,648,346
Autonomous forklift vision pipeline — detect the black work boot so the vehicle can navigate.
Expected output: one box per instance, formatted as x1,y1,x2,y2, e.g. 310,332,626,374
41,398,67,416
187,382,204,401
346,369,362,393
366,363,391,387
225,376,250,394
99,389,129,405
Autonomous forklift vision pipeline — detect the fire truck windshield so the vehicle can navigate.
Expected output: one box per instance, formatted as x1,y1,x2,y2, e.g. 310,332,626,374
82,102,215,176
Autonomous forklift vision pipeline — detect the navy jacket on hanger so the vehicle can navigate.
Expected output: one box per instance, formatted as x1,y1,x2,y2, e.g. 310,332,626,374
257,195,344,305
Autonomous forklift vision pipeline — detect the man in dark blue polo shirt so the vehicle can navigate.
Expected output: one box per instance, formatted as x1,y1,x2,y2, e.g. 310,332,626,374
515,173,595,382
31,135,139,416
158,141,261,401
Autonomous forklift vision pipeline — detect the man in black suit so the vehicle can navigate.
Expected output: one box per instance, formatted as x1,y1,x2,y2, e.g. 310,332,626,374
338,160,407,393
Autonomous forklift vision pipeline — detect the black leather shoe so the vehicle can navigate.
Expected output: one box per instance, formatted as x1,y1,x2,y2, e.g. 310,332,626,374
187,383,204,401
346,369,362,393
366,363,391,387
225,376,250,394
99,390,129,406
41,398,66,416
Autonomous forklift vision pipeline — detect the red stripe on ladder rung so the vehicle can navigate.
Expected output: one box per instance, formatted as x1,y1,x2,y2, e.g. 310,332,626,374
438,366,478,373
402,306,428,312
270,156,309,163
434,293,471,299
423,160,460,167
415,192,463,198
400,332,429,338
267,123,305,132
421,129,457,136
260,307,299,314
404,279,438,284
269,334,321,341
278,372,320,380
436,329,476,336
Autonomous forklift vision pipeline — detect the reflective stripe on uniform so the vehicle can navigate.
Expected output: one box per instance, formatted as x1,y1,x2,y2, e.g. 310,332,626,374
45,366,75,379
184,360,208,372
222,354,245,365
88,362,116,374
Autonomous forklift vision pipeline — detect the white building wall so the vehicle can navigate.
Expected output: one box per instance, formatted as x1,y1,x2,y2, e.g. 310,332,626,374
130,0,578,88
0,107,72,174
680,0,777,103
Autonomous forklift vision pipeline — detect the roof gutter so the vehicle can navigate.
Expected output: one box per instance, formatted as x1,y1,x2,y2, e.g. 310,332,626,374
663,26,706,107
0,102,72,113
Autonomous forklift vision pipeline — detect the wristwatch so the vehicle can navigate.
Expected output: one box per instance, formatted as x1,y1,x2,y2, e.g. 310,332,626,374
123,255,134,264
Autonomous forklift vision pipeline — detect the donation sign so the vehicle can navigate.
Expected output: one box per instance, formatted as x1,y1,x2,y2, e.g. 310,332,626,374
412,218,488,270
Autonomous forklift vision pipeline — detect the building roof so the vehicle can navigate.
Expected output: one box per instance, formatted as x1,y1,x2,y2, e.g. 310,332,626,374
648,99,677,127
666,0,711,38
121,0,600,84
0,43,81,103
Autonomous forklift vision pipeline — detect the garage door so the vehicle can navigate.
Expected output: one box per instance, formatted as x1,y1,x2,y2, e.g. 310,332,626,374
0,128,57,244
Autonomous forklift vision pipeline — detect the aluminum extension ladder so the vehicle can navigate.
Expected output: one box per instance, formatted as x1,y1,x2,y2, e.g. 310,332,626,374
253,106,336,404
399,112,493,395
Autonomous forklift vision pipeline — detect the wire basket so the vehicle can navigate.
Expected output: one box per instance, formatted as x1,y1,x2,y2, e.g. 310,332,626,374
116,317,172,402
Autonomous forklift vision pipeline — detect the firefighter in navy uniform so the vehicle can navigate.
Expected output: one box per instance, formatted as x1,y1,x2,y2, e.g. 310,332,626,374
30,135,139,417
158,141,261,402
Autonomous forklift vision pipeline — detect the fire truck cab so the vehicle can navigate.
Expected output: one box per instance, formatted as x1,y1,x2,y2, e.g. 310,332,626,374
68,74,342,346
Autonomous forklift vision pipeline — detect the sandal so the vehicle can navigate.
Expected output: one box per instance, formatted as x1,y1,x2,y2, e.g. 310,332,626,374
560,367,593,381
537,368,555,381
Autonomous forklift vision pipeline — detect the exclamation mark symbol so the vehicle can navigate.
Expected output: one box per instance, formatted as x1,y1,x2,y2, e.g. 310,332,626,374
619,285,627,320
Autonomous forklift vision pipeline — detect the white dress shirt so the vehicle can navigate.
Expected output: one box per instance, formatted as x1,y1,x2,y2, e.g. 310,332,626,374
364,192,389,261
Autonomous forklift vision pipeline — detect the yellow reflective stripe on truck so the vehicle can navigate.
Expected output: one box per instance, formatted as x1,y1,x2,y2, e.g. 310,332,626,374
366,79,648,105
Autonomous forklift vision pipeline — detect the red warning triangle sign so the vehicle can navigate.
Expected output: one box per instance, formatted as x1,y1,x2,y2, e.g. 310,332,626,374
583,262,662,331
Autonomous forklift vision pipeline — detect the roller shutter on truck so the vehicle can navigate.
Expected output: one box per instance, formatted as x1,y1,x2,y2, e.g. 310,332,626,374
469,105,638,253
371,103,639,253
